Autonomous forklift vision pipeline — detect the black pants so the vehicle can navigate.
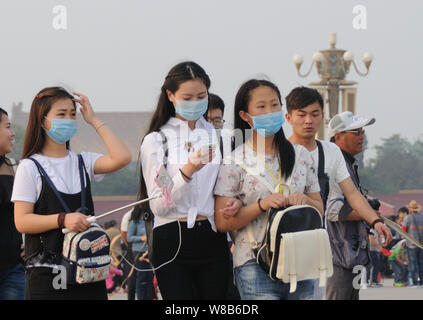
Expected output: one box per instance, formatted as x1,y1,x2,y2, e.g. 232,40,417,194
152,220,229,300
326,264,360,300
25,267,107,300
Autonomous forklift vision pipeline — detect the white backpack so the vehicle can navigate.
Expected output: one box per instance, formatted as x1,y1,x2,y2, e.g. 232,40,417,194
233,145,333,293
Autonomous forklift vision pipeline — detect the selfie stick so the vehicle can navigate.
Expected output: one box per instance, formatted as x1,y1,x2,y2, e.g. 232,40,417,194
61,193,162,234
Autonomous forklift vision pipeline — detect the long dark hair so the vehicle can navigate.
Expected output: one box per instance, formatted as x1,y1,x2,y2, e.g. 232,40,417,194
234,79,295,180
21,87,76,159
0,108,10,165
137,61,211,210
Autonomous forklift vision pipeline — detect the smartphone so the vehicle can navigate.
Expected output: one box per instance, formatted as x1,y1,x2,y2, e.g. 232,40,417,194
199,144,216,156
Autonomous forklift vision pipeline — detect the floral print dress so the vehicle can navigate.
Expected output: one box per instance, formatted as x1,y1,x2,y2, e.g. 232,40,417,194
214,142,320,268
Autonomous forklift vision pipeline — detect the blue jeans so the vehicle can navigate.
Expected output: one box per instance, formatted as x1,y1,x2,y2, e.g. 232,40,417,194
134,254,154,300
390,261,407,283
0,264,25,300
234,260,314,300
407,247,423,285
367,251,381,283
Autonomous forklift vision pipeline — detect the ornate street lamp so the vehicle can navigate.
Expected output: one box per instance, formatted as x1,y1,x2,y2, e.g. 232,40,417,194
293,33,373,138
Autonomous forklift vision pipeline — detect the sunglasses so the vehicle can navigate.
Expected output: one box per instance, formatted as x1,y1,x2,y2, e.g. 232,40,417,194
344,129,365,136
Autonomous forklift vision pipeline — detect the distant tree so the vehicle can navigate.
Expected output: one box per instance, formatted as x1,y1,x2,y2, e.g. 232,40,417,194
360,134,423,194
91,162,139,196
9,123,26,161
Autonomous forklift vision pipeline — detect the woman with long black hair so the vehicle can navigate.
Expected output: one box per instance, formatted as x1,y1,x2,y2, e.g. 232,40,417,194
139,61,239,299
214,79,323,300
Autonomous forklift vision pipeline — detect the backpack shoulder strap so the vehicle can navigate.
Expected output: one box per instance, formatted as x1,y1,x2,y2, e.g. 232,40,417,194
157,130,168,169
28,157,71,213
316,140,325,178
77,154,88,214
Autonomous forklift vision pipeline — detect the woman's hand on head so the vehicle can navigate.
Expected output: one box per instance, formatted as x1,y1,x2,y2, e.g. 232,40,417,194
72,92,100,127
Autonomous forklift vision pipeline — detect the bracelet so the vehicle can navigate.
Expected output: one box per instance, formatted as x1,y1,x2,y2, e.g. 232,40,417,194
95,122,106,132
57,213,67,229
370,218,384,229
257,198,266,213
179,169,192,181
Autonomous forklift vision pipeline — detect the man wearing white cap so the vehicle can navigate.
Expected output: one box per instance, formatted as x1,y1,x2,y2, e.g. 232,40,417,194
285,90,392,300
325,111,391,300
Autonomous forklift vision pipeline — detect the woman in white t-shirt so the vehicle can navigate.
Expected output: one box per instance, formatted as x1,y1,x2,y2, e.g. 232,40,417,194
214,79,323,300
12,86,131,300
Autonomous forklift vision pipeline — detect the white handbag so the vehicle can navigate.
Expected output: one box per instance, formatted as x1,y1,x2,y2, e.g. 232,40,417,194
233,145,333,293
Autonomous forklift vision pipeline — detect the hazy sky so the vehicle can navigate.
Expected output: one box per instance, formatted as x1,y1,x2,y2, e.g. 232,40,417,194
0,0,422,160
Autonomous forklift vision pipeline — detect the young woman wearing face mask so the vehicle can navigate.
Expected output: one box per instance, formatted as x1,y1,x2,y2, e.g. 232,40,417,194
139,61,241,299
12,87,131,300
0,109,26,300
214,79,323,300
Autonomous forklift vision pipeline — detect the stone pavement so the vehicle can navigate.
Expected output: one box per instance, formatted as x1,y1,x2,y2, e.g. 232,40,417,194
108,277,423,300
359,277,423,300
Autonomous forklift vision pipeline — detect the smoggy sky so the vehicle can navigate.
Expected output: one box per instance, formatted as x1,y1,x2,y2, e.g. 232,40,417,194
0,0,421,160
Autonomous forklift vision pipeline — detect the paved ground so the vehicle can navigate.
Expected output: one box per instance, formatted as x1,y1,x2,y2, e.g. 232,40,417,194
359,277,423,300
108,277,423,300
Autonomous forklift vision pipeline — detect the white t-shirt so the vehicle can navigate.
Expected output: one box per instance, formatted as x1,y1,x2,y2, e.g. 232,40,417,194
309,140,350,222
120,209,133,232
11,151,104,204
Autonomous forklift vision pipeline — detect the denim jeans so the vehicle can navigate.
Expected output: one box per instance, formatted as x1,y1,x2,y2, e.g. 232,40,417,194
0,264,25,300
407,247,423,285
134,254,154,300
234,260,314,300
367,251,381,283
390,261,407,283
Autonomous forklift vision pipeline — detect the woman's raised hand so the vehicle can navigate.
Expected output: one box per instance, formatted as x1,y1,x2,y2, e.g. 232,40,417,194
72,92,100,127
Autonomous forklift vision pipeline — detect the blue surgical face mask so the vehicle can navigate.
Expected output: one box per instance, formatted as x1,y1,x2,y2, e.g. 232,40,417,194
44,118,78,144
247,111,285,137
174,97,208,121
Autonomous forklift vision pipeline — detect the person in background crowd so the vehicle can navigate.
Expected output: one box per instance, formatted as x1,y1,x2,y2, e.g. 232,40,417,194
127,207,154,300
402,200,423,287
105,220,120,244
205,92,239,299
367,229,383,287
388,240,409,287
120,209,136,300
397,207,409,226
0,108,25,300
206,93,225,129
324,111,392,300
